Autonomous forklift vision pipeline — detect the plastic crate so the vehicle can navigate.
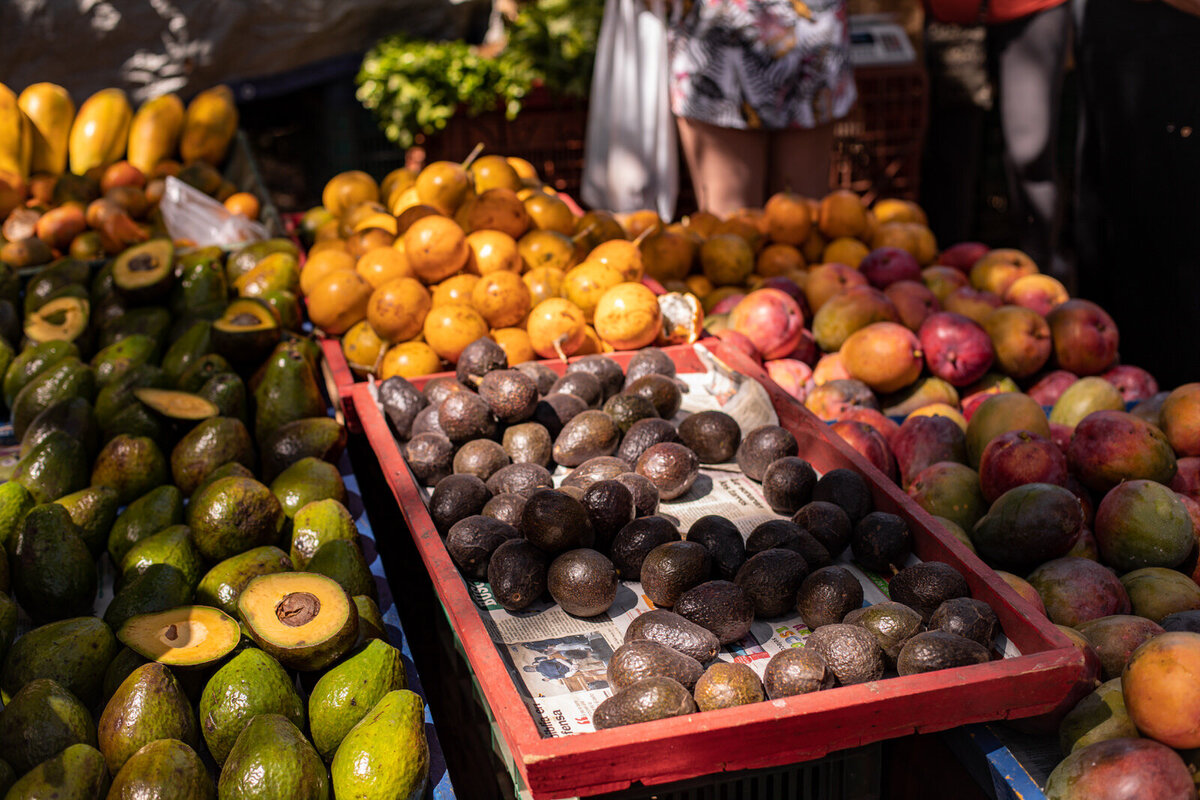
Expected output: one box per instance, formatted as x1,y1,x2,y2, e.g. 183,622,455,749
352,340,1095,800
832,63,929,203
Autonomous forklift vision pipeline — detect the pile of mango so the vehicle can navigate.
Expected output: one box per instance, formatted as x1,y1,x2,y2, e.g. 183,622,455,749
0,82,256,271
0,237,428,799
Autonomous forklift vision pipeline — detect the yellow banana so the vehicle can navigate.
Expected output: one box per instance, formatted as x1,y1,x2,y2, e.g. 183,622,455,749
0,82,32,180
127,93,185,176
180,85,238,166
18,83,75,176
68,88,132,176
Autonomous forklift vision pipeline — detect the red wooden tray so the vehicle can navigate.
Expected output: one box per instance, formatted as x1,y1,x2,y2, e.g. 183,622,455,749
352,340,1095,799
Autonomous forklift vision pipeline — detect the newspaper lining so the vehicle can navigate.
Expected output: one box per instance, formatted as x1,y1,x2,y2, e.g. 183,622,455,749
400,345,1023,737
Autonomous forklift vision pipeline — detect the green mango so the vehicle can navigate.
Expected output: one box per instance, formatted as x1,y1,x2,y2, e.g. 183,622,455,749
0,678,97,774
308,540,377,603
199,648,305,765
106,739,213,800
55,486,120,558
310,639,406,760
253,341,324,444
12,503,96,623
331,690,428,800
103,563,194,631
219,715,329,799
0,480,35,554
196,372,249,425
261,417,347,483
2,339,78,408
162,320,213,387
98,662,199,776
196,546,294,617
188,477,284,563
0,616,119,707
92,434,169,506
170,416,256,496
270,457,346,521
19,396,99,461
119,525,204,590
11,356,95,440
90,334,157,388
3,743,109,799
106,484,184,564
12,429,89,504
290,499,357,569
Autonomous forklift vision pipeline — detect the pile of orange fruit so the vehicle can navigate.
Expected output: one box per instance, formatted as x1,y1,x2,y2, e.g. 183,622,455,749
296,153,939,381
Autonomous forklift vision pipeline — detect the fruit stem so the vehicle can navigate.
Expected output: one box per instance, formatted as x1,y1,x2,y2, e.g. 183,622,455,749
461,143,485,170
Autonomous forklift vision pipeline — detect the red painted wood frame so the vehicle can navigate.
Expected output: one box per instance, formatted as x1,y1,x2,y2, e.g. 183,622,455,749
352,341,1095,800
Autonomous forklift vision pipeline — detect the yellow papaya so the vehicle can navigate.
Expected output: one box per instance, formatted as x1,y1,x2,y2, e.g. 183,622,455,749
0,82,32,180
69,88,132,176
18,83,74,176
127,93,184,176
180,85,237,166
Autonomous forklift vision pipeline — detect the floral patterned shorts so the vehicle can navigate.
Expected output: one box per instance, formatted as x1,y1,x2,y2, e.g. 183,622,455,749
668,0,858,130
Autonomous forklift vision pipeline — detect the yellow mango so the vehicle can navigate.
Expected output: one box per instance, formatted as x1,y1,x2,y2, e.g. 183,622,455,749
180,85,237,166
0,82,32,179
127,93,184,177
69,88,132,175
18,83,74,176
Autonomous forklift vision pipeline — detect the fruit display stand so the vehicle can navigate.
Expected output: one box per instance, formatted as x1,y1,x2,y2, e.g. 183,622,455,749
945,723,1054,800
351,340,1094,800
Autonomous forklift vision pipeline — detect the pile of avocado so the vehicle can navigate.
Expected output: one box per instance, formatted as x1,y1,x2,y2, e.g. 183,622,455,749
386,340,1004,730
0,239,428,799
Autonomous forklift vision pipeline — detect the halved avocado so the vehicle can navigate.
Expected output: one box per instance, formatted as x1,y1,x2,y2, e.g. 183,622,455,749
237,571,358,671
212,297,282,367
113,239,176,304
117,605,241,666
132,388,220,421
24,296,90,344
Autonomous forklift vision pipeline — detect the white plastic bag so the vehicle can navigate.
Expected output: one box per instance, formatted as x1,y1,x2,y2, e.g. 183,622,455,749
159,176,269,248
581,0,678,220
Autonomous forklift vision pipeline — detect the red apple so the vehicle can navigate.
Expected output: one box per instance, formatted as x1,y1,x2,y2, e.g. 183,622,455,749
858,246,922,289
919,312,995,387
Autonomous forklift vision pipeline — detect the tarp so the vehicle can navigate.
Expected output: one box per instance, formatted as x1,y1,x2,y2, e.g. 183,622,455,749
1,0,490,102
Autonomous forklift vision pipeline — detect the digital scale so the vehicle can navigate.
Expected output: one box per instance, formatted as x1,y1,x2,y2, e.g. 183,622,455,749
848,15,918,67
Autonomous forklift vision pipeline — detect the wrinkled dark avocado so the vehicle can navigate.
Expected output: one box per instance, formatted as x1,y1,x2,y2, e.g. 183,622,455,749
624,349,677,385
409,404,444,439
763,648,834,698
793,501,853,560
513,361,558,396
677,410,741,464
547,548,619,617
481,492,527,526
796,566,864,630
552,409,620,468
896,630,990,675
888,561,971,621
486,462,554,497
635,442,700,501
534,393,588,436
423,376,470,406
616,472,660,517
929,597,999,647
581,479,635,553
446,515,520,580
623,374,682,419
603,393,658,434
501,422,552,468
487,539,548,611
761,457,818,515
616,418,680,465
735,425,799,482
593,676,695,730
550,371,603,408
610,516,680,579
851,511,912,575
607,640,703,691
452,439,510,481
640,541,712,607
746,519,831,569
674,580,755,645
379,375,427,440
430,474,493,535
456,338,507,388
693,662,764,711
844,600,924,665
813,468,874,524
438,392,497,443
404,433,455,486
686,515,746,580
623,608,720,663
804,623,885,686
520,489,594,553
561,456,631,490
735,549,809,618
567,355,624,400
478,369,538,423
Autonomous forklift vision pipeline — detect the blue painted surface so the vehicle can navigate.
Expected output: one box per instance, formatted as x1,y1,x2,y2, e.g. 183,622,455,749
340,451,456,800
967,725,1047,800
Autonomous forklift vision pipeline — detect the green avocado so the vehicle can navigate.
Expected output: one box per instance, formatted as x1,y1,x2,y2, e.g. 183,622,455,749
307,540,377,603
0,591,16,664
200,648,306,765
98,306,171,354
227,239,299,285
331,689,428,800
3,743,109,799
106,739,214,800
12,503,96,624
271,457,346,521
107,484,183,564
55,486,119,558
190,461,256,502
99,647,149,710
161,320,213,388
22,257,89,316
94,363,166,430
19,396,99,461
310,639,407,760
176,353,232,394
0,758,13,796
0,337,13,401
212,298,283,369
98,662,199,776
103,563,195,631
219,713,329,800
0,678,97,774
261,417,347,483
120,525,204,591
352,596,386,647
12,429,89,504
170,416,256,496
189,477,284,562
196,546,294,617
592,676,697,729
1,616,119,707
253,341,324,444
2,339,78,408
259,289,301,331
11,356,95,440
171,247,229,318
0,260,19,305
90,334,157,388
100,402,165,446
290,499,357,569
196,372,249,426
91,434,170,506
0,477,35,552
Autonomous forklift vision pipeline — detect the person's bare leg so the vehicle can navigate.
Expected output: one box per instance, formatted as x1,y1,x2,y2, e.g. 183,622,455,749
769,122,835,198
676,116,767,217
